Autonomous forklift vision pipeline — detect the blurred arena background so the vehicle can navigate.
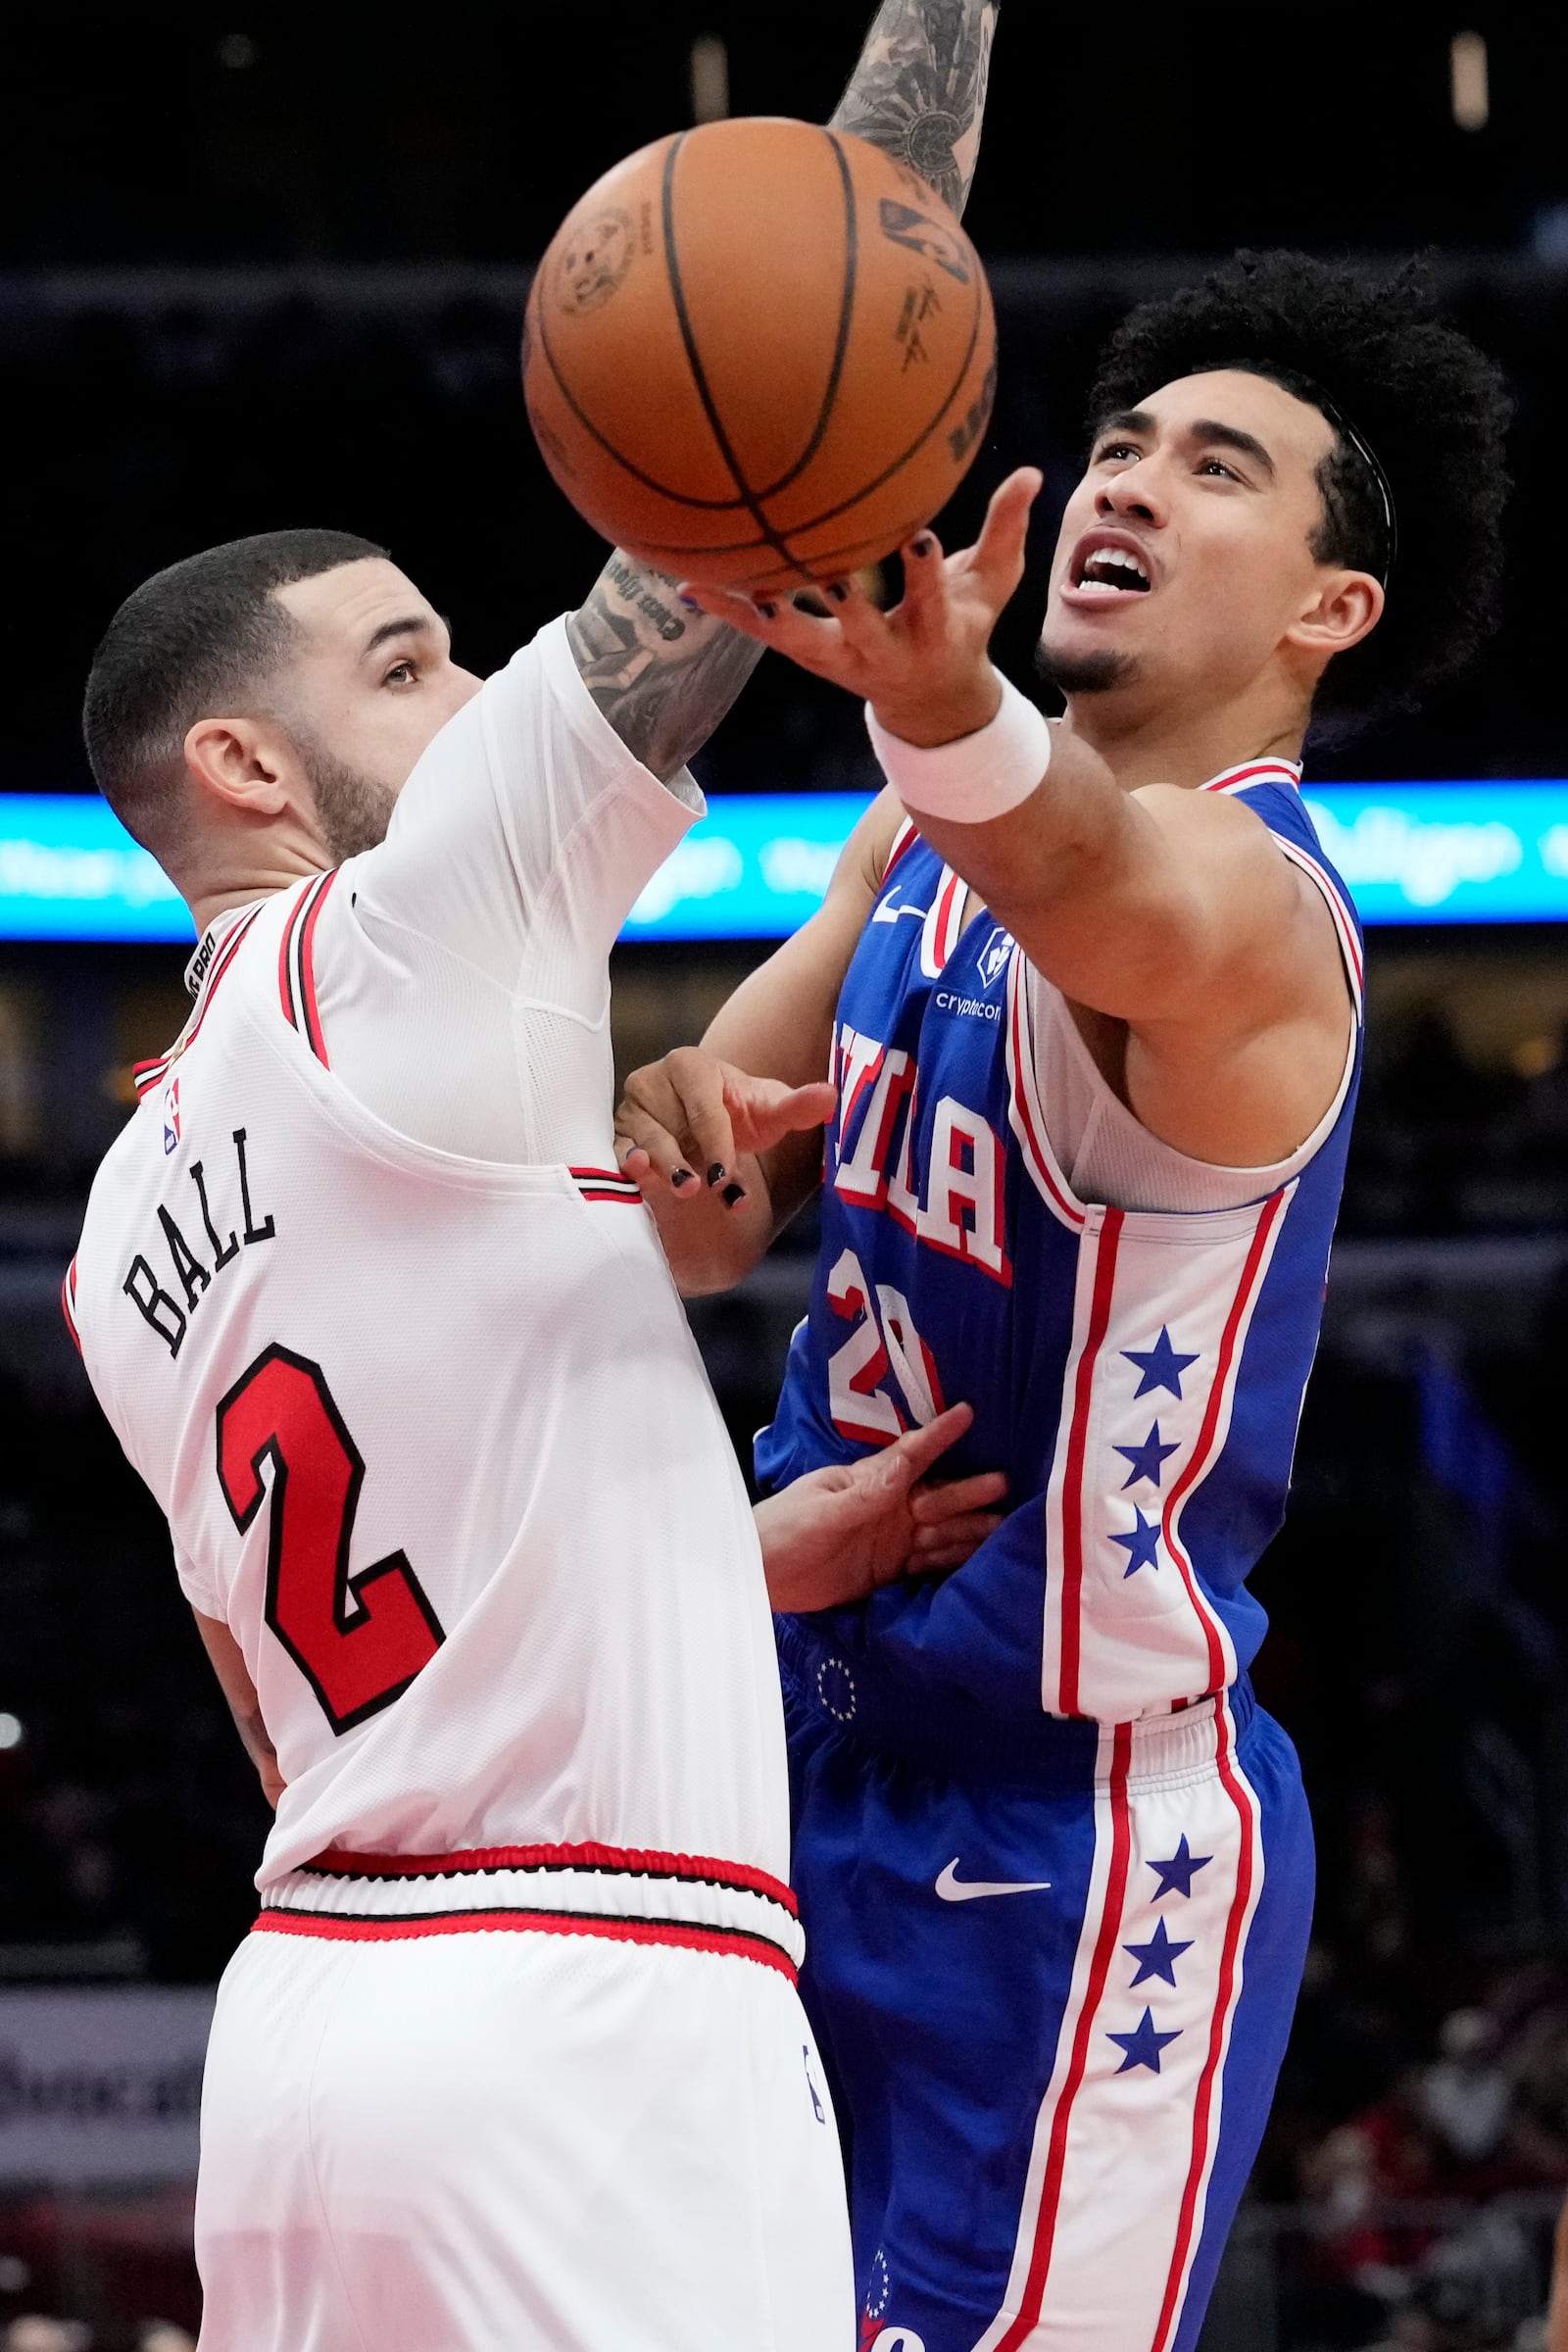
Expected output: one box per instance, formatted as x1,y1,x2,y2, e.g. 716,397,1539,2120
3,8,1568,2345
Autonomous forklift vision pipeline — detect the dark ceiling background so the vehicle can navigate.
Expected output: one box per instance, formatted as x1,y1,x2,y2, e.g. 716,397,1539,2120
7,8,1565,267
4,6,1564,794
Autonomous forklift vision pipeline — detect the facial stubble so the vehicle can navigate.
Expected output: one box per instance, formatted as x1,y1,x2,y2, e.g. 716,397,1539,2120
292,727,402,862
1034,636,1141,699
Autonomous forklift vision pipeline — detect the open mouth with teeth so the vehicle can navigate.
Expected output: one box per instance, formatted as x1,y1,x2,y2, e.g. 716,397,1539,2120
1074,547,1152,594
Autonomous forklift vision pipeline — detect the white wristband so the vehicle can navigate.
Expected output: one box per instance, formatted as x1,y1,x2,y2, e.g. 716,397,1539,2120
864,671,1051,823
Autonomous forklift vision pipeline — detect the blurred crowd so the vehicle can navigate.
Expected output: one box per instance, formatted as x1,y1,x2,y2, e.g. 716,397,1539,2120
3,2323,190,2352
1347,1014,1568,1241
0,1390,269,1981
1269,1942,1568,2347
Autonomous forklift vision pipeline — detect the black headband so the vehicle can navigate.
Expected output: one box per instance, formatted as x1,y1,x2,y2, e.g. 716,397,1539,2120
1297,380,1398,589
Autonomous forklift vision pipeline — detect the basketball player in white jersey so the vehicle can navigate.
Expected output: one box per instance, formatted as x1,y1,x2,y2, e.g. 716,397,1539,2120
63,11,1003,2345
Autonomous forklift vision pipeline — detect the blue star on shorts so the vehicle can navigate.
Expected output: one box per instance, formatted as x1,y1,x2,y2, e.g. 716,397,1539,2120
1113,1421,1181,1490
1122,1327,1200,1401
1147,1836,1212,1901
1124,1917,1194,1987
1110,1505,1162,1577
1108,2007,1182,2075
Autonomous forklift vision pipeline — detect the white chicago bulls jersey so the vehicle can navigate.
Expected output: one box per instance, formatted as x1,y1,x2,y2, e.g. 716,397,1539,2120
67,618,791,1899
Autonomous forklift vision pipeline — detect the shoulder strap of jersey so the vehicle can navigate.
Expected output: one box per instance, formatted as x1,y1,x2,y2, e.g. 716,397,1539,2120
1198,757,1303,802
130,899,270,1101
883,815,919,881
61,1253,81,1355
276,868,341,1069
1220,774,1365,1023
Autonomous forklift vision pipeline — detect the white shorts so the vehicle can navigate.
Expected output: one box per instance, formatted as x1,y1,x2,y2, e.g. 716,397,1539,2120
195,1895,854,2350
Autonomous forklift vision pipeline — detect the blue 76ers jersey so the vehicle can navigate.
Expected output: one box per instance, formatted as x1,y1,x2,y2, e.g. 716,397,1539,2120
757,764,1364,1724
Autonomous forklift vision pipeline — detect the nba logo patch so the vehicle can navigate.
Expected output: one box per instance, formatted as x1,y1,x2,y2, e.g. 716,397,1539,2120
977,925,1014,990
163,1076,181,1156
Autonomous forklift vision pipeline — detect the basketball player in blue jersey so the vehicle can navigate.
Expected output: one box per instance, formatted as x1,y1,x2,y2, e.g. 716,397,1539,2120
616,253,1510,2351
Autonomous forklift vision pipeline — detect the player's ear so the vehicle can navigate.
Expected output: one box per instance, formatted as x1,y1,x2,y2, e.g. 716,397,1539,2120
182,716,292,817
1285,568,1384,661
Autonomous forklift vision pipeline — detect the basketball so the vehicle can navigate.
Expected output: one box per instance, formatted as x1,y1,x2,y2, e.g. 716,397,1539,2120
522,117,998,593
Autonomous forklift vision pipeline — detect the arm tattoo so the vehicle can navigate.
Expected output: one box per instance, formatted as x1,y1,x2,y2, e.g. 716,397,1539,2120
564,1,998,769
564,557,763,782
831,0,999,218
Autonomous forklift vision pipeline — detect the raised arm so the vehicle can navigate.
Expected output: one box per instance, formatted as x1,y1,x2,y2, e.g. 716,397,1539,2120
564,1,1001,779
615,788,903,1295
680,471,1353,1170
829,0,998,218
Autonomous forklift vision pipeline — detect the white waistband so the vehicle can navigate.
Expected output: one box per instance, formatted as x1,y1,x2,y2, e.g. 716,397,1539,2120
1107,1691,1254,1790
259,1844,806,1971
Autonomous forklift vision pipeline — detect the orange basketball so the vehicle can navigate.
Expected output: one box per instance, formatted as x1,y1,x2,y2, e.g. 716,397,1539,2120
522,117,998,594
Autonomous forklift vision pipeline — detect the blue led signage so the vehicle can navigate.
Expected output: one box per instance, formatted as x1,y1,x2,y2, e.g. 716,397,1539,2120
7,784,1568,943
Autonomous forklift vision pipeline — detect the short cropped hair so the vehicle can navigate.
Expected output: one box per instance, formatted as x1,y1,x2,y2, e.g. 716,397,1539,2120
82,528,389,853
1086,251,1511,725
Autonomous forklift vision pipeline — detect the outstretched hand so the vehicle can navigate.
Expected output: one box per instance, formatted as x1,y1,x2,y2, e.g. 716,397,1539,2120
678,466,1043,748
616,1047,836,1211
754,1402,1007,1614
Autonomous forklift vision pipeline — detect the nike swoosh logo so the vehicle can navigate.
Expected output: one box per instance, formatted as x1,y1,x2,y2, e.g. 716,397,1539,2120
935,1859,1052,1902
871,896,928,924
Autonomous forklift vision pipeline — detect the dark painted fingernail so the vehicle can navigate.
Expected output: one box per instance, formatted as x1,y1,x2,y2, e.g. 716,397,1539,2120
671,1167,697,1189
910,535,936,558
826,580,850,603
756,600,778,620
678,593,701,612
722,1182,747,1208
706,1161,726,1189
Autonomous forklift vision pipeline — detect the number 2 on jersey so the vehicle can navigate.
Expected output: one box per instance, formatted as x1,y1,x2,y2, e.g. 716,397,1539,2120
216,1345,445,1733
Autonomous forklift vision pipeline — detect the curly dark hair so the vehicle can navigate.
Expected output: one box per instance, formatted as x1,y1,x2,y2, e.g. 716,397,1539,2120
1085,250,1511,726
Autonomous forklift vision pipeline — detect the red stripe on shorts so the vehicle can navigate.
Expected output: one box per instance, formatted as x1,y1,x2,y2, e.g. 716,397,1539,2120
1151,1704,1259,2351
255,1903,799,1984
992,1721,1135,2347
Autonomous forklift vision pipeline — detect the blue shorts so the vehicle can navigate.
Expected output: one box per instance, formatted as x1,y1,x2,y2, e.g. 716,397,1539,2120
779,1622,1314,2352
